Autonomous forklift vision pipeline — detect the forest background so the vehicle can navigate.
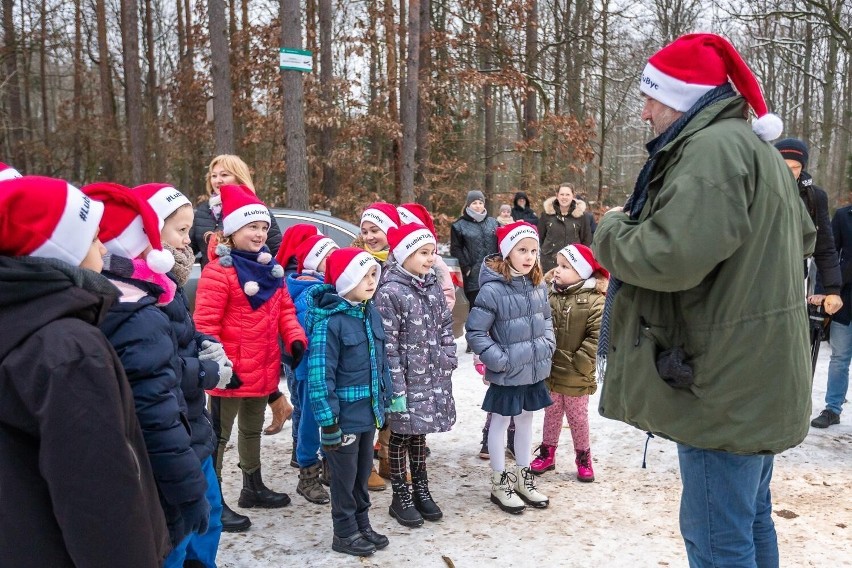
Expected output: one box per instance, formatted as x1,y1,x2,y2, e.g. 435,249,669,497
1,0,850,236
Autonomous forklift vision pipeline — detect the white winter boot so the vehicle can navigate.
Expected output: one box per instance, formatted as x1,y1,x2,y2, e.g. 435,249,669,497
514,466,549,508
490,470,525,514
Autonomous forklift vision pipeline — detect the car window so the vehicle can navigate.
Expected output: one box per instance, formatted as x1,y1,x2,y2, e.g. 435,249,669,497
273,212,358,248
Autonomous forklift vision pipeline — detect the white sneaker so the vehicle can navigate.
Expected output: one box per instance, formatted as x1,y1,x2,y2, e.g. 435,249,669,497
490,470,525,514
514,466,549,508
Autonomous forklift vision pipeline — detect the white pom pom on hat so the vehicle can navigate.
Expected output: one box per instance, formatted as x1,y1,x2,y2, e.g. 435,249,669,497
81,181,175,274
640,33,783,141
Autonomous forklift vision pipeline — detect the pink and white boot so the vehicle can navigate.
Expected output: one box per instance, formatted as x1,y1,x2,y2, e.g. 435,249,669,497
575,449,595,482
529,444,556,475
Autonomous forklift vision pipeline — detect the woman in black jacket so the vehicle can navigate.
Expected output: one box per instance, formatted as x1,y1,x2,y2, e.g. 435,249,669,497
537,183,592,273
511,191,538,224
190,154,282,268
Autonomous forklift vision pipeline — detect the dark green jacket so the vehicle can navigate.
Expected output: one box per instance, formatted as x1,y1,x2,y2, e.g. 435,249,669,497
593,97,816,455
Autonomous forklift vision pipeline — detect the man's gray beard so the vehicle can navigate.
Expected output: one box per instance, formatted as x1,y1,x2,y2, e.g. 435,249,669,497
653,108,684,136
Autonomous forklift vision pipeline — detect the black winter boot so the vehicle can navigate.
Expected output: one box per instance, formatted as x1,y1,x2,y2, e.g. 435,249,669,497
411,470,443,521
238,468,291,509
388,480,424,527
220,501,251,532
506,427,516,460
479,428,489,459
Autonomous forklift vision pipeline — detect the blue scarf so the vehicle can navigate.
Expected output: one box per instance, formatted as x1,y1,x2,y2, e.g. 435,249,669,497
229,247,284,310
597,84,735,382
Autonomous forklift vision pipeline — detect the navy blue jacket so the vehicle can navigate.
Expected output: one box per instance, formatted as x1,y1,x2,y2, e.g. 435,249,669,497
832,205,852,325
160,274,219,461
99,274,206,532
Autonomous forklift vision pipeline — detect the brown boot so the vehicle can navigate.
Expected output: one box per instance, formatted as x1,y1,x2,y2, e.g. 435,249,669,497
368,465,386,491
264,396,292,435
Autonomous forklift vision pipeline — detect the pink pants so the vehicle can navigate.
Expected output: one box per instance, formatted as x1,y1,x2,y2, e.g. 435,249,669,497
541,392,590,452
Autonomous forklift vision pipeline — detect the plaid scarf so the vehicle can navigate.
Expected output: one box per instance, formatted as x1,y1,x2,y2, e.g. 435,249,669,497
304,284,385,429
597,84,735,382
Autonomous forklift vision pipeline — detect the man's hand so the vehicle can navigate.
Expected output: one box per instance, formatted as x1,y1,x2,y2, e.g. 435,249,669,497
823,294,843,315
605,206,624,215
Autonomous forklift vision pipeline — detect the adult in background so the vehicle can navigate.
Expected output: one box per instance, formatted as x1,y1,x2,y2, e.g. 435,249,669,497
451,190,498,309
511,191,538,224
538,183,592,273
774,138,842,316
188,154,289,436
593,34,815,567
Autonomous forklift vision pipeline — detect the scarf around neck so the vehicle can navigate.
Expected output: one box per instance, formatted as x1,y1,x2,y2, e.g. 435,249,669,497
164,243,194,287
597,83,735,383
223,246,284,310
466,207,487,222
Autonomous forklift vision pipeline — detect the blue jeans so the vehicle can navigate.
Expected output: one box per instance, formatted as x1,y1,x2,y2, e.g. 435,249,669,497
295,377,321,467
164,456,223,568
825,320,852,415
285,366,301,441
677,445,778,568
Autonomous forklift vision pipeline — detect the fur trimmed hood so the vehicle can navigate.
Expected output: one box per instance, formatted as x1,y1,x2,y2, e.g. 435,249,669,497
543,196,586,218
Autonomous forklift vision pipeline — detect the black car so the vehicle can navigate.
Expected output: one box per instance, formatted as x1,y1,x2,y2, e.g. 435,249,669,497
185,208,469,338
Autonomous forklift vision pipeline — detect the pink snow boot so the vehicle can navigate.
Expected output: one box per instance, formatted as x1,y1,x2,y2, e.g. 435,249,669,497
529,444,556,475
575,449,595,482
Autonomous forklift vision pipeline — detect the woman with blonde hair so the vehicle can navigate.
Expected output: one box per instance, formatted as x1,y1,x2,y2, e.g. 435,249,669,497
189,155,283,269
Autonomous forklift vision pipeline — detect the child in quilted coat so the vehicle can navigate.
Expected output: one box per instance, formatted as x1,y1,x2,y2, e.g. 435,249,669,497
194,185,307,530
374,224,457,528
530,244,607,482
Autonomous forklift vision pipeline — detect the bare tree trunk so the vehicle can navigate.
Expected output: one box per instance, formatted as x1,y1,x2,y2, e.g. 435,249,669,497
400,0,420,202
2,0,25,169
596,0,610,203
383,0,402,200
319,0,337,204
96,0,117,179
209,0,235,154
121,0,146,184
72,0,83,180
39,0,49,164
414,0,431,205
481,0,495,198
520,0,537,192
176,0,185,59
184,0,193,63
144,0,160,179
281,0,309,209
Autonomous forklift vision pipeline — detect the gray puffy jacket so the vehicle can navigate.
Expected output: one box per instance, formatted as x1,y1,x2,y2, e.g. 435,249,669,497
373,260,457,435
466,255,555,386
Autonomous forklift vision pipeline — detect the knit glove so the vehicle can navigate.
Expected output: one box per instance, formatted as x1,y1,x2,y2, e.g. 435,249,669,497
214,357,234,389
179,498,210,540
289,340,306,370
321,424,342,451
198,340,225,361
388,396,407,413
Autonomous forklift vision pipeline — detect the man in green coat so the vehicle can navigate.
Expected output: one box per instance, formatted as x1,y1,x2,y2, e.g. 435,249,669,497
593,34,816,567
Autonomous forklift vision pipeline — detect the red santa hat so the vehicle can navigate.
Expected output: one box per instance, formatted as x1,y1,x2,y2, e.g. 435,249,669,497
276,223,319,266
220,184,271,237
132,183,191,223
558,244,609,280
360,202,400,235
82,182,175,274
397,202,437,236
496,221,539,259
324,247,381,296
387,223,436,265
0,176,104,266
295,234,338,273
640,33,783,141
0,162,22,182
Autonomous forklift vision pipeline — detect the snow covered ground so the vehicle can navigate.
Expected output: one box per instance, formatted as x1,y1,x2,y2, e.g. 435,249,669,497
217,339,851,567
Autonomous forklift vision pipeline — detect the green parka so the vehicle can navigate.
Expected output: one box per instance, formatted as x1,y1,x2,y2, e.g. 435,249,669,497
546,279,605,397
592,96,817,455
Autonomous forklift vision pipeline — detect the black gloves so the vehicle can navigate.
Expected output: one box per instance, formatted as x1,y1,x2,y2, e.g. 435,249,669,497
225,371,243,390
290,340,306,369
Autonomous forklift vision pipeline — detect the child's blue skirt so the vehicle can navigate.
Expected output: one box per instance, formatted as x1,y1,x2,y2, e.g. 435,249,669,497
481,381,552,416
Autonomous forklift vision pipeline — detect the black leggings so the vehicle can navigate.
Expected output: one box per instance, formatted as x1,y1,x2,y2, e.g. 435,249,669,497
388,432,427,481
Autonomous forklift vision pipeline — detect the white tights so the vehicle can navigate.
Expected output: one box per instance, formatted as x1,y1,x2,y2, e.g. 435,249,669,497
488,410,534,472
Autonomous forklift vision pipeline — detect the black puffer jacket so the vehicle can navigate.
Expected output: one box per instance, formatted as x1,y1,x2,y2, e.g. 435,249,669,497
450,211,498,293
511,191,539,224
799,172,841,295
190,200,282,267
0,256,170,567
160,273,219,461
538,196,592,273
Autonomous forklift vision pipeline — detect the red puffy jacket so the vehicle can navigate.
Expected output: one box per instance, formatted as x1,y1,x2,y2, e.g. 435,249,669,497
195,258,306,398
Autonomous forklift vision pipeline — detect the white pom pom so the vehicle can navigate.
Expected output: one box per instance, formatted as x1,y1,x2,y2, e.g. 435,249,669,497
146,248,175,274
244,281,260,296
753,113,783,142
219,255,233,268
271,265,284,278
257,252,272,264
215,243,231,257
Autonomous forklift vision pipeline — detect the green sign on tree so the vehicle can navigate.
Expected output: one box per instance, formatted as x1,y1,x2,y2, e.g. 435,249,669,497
279,48,312,73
